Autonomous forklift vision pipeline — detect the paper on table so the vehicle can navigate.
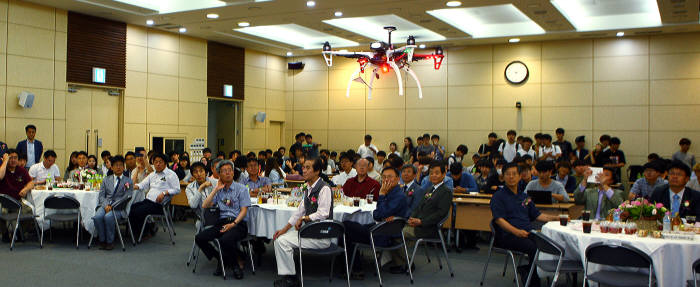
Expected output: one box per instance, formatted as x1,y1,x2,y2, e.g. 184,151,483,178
587,167,603,183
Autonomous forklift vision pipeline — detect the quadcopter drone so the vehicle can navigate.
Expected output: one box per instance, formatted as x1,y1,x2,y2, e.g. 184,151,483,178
321,26,444,100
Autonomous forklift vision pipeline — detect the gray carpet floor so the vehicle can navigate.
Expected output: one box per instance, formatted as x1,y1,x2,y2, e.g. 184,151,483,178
0,219,573,287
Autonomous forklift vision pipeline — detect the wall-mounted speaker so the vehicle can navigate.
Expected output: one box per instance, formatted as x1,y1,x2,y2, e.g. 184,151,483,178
18,91,35,108
288,62,305,70
255,112,267,122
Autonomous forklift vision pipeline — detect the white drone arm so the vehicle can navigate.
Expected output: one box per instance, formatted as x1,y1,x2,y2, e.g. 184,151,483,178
346,67,362,98
387,60,403,96
368,68,378,100
405,66,422,99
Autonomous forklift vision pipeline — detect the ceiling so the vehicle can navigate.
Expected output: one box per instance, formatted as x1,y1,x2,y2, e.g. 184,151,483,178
31,0,700,56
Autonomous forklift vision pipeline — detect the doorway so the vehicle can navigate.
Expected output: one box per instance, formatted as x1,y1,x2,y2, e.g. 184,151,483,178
207,99,241,156
65,87,120,162
268,121,283,151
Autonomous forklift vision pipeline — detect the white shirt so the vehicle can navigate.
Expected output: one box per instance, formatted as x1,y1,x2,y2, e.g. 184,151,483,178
517,148,536,159
100,164,109,175
499,141,519,163
357,144,378,159
288,177,332,225
136,168,181,202
332,168,357,186
538,145,561,161
26,140,36,167
28,162,61,182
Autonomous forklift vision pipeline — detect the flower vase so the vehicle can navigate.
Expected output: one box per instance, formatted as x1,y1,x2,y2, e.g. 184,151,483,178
629,217,659,231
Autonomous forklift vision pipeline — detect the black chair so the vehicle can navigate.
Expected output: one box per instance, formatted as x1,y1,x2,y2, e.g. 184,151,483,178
297,220,350,287
191,208,227,279
0,194,40,250
583,242,656,287
87,195,136,251
689,258,700,287
138,196,175,244
408,214,454,277
480,220,525,286
186,208,205,267
41,194,81,249
525,231,583,287
348,218,414,286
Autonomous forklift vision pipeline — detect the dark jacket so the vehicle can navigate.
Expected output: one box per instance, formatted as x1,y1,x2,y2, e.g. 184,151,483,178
411,182,452,238
404,181,426,216
649,185,700,218
16,139,43,167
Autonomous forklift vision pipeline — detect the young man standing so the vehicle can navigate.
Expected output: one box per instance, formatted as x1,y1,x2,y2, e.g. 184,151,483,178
553,128,573,161
601,137,626,184
357,134,378,159
478,133,499,160
16,124,43,168
672,138,696,169
499,130,519,163
573,136,589,163
538,134,561,162
431,134,445,161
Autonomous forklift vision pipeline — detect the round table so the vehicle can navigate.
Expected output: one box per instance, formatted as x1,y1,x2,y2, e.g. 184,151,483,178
542,221,700,287
247,199,376,239
30,189,99,235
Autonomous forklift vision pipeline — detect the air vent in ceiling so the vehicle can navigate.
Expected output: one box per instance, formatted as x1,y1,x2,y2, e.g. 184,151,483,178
534,10,547,15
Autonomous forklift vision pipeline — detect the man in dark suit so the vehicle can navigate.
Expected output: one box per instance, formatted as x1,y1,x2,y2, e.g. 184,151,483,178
400,164,425,215
93,155,133,250
650,160,700,218
16,124,43,168
390,160,452,274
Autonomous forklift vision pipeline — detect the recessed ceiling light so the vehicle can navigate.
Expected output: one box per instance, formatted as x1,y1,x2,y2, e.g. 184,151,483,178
179,27,187,33
334,11,343,17
286,51,293,56
146,19,154,25
616,31,625,37
446,1,462,7
418,44,426,49
206,13,219,19
551,0,661,31
427,4,545,38
238,21,250,27
323,14,445,42
306,1,315,7
509,38,520,43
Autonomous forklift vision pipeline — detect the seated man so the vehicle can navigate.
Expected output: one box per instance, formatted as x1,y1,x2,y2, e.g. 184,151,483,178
239,158,271,197
0,150,35,242
28,150,62,184
525,161,569,203
343,166,408,279
197,160,251,279
185,162,217,230
553,161,577,193
517,163,532,192
390,160,452,274
342,158,380,200
366,157,381,181
473,159,492,191
400,164,426,215
629,160,667,200
332,154,357,186
574,167,624,220
490,162,558,286
650,160,700,217
447,162,478,193
93,155,133,250
129,153,180,241
273,158,333,287
483,159,506,194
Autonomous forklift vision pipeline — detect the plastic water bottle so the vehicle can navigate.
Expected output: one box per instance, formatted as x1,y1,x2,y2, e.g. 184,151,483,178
663,212,671,231
613,210,621,222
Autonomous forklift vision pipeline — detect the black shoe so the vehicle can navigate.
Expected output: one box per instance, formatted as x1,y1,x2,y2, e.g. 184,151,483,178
273,276,298,287
232,266,244,280
213,260,224,277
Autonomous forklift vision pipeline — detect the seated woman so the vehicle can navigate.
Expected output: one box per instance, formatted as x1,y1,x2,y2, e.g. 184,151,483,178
180,156,193,184
93,155,133,250
265,157,284,185
87,155,100,174
68,151,96,181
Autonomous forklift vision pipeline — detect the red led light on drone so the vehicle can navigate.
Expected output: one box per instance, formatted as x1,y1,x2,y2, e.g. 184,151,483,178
381,64,389,73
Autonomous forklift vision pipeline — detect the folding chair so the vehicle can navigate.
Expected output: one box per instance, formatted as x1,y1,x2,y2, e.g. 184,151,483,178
689,257,699,287
480,220,525,286
0,194,40,250
41,194,81,249
583,242,656,287
87,195,136,251
138,196,175,244
297,220,350,287
349,218,414,286
191,207,227,279
408,214,455,277
525,231,583,287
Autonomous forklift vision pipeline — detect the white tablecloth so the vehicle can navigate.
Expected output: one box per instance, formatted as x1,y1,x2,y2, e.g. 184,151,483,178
247,199,376,239
542,221,700,287
29,189,99,235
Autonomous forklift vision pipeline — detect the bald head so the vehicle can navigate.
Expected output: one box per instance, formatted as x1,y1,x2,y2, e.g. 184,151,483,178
356,158,369,176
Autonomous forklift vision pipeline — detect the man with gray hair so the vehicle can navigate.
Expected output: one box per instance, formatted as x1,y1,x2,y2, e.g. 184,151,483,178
401,164,425,215
342,158,380,199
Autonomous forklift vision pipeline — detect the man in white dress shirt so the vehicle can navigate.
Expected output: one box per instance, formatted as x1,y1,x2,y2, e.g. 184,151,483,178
128,153,180,240
273,158,333,287
499,130,520,163
28,150,61,184
332,154,357,186
357,134,378,159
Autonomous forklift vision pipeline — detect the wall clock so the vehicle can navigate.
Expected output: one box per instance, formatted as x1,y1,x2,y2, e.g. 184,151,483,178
505,61,528,84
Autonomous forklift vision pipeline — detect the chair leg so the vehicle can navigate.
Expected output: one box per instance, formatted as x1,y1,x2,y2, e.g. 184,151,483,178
370,237,384,286
349,245,359,277
439,235,454,277
247,240,256,274
434,244,443,269
503,255,509,276
299,247,304,287
88,233,93,249
192,248,200,273
524,251,538,287
76,215,81,249
480,244,494,286
138,215,150,243
40,221,44,249
126,219,136,246
509,252,521,287
329,255,336,282
187,239,197,266
113,214,125,251
343,235,351,287
10,219,19,251
402,233,414,284
409,239,421,271
214,240,226,279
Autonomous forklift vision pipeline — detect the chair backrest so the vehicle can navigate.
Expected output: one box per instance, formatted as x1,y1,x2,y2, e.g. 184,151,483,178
369,217,407,236
585,242,652,268
694,257,700,274
44,194,80,210
111,195,132,211
437,212,450,227
531,231,564,257
0,194,21,210
299,220,345,239
202,207,220,228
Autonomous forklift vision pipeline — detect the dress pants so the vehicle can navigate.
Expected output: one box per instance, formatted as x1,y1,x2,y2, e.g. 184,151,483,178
274,229,331,275
0,203,33,236
195,219,248,265
343,221,374,271
93,207,122,243
495,233,541,286
128,200,163,236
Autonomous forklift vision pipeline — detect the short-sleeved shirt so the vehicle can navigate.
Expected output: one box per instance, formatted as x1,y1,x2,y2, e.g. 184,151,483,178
213,182,251,219
239,176,271,191
498,141,519,163
343,176,381,199
357,144,378,159
538,145,562,161
490,186,541,232
28,162,61,182
524,179,569,203
0,167,32,200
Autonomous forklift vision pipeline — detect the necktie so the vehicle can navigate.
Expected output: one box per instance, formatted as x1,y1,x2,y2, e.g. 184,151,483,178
403,185,408,194
672,194,680,215
114,175,122,191
595,190,604,220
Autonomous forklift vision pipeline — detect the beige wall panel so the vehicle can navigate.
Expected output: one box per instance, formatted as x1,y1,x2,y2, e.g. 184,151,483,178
126,25,148,46
266,69,285,90
542,58,592,83
266,55,286,71
594,37,648,57
245,65,266,89
293,70,328,91
371,70,402,89
6,55,53,89
650,79,700,105
447,46,492,64
329,109,365,130
5,86,52,119
4,117,52,147
147,74,178,101
329,67,362,90
147,30,179,52
542,39,593,59
493,83,541,108
293,90,328,110
124,96,146,124
0,0,7,22
0,86,5,117
54,61,66,90
493,43,541,62
146,125,180,138
52,119,65,149
650,106,700,131
593,81,648,106
244,86,266,108
296,55,326,71
366,88,405,110
447,130,492,156
179,36,206,57
366,109,405,130
245,50,266,68
148,48,179,76
363,130,406,152
55,9,66,32
650,33,700,54
242,128,267,149
593,131,648,158
649,131,700,157
179,54,206,80
447,62,492,86
406,64,447,88
64,89,91,154
265,89,285,110
178,125,207,142
285,92,294,109
8,0,54,30
541,83,592,107
405,86,446,109
266,109,285,122
7,23,54,59
593,106,648,131
406,109,447,130
541,107,592,131
54,90,65,120
292,110,328,130
0,54,5,85
650,53,700,80
125,71,147,98
146,99,178,125
406,129,448,141
329,88,365,110
493,107,541,131
179,102,207,126
52,149,65,172
55,31,66,61
447,108,492,130
594,56,648,81
328,129,366,151
179,78,206,103
126,44,148,72
328,57,357,71
0,22,6,54
447,85,492,108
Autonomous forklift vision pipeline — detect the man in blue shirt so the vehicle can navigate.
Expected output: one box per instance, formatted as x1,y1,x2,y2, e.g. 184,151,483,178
238,157,271,197
447,162,478,193
197,160,251,279
490,162,558,286
629,160,667,200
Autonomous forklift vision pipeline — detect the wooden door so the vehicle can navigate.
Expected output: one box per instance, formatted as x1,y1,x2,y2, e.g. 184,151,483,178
268,121,282,150
64,88,120,160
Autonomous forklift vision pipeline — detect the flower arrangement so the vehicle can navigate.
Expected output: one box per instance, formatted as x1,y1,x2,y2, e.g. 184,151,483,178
521,197,532,207
614,198,667,221
77,168,97,183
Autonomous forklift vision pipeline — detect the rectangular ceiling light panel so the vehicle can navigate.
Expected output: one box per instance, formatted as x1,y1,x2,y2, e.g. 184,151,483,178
322,14,445,43
550,0,661,31
235,24,358,49
427,4,545,38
